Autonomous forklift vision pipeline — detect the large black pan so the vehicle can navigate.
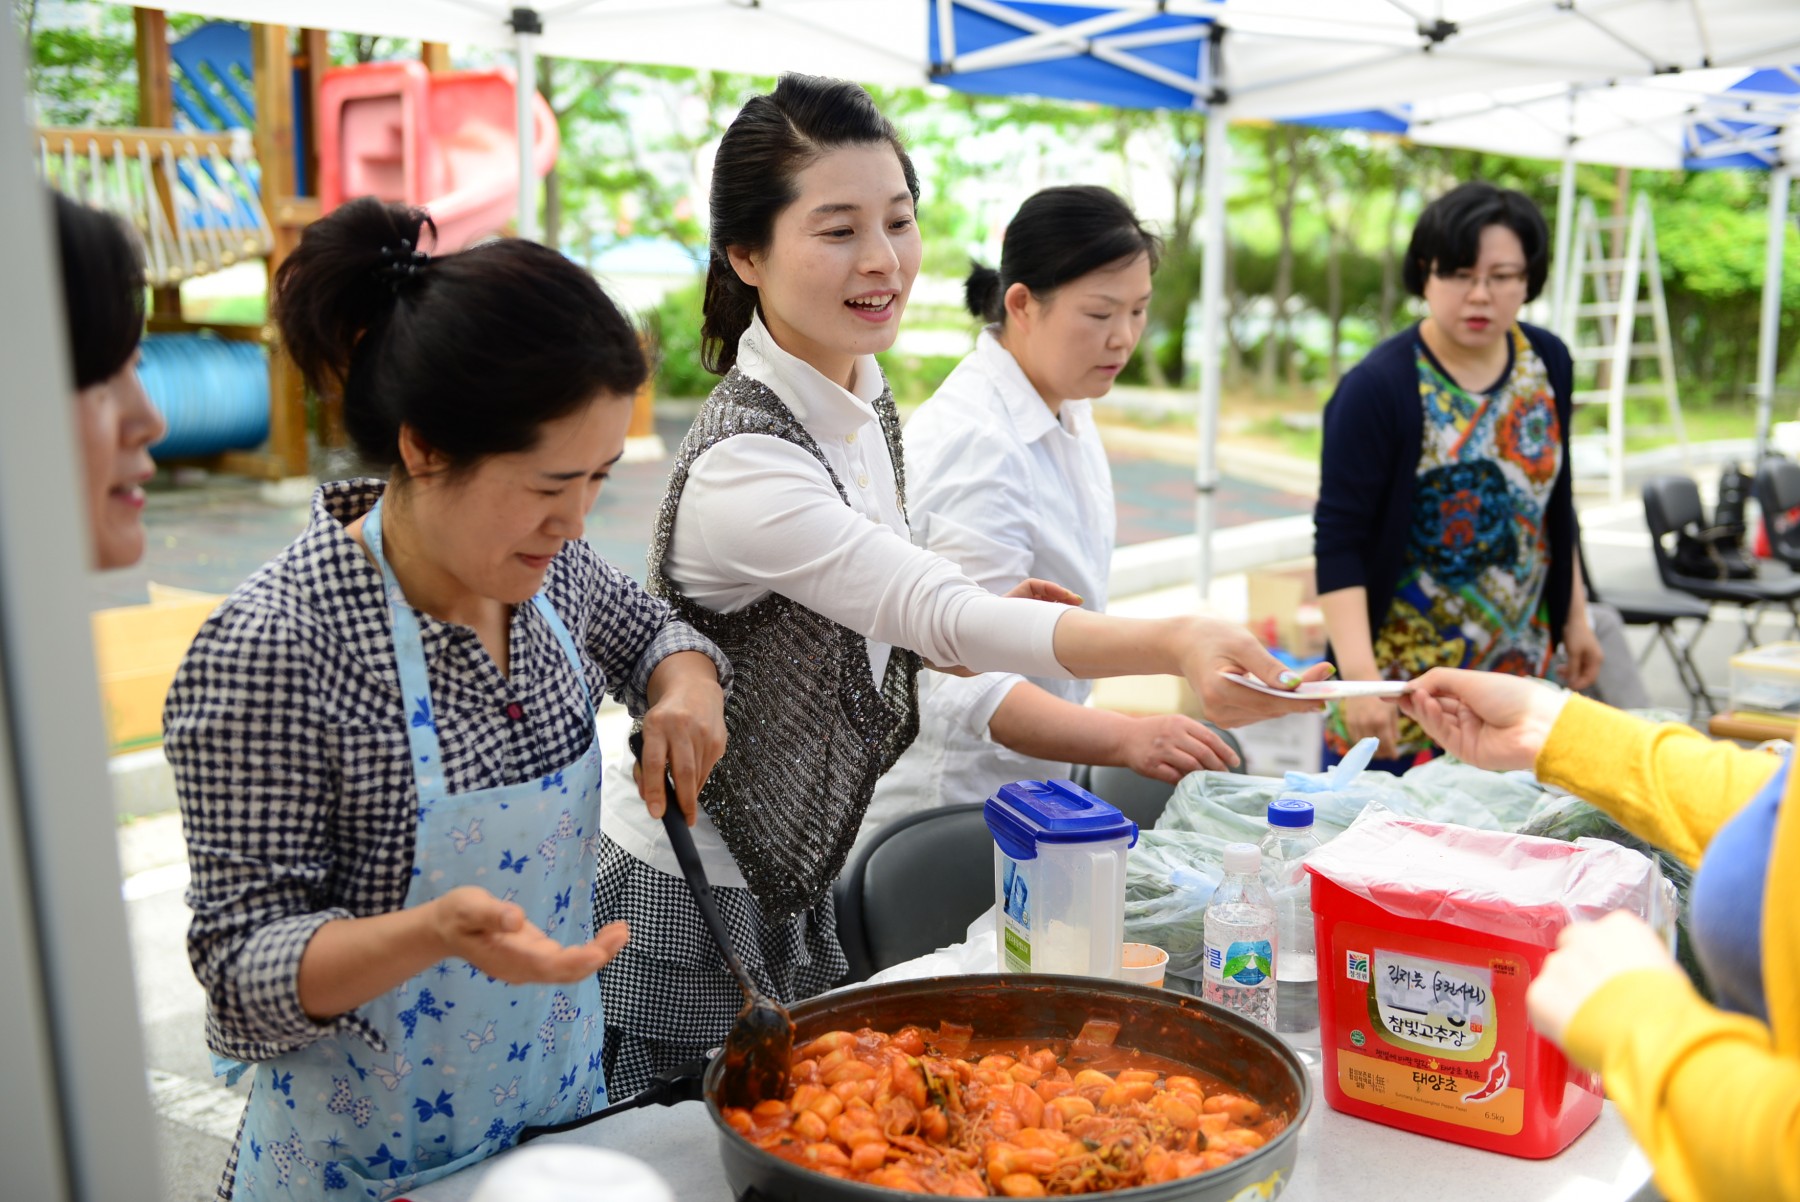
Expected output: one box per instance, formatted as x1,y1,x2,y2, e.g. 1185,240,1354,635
703,975,1311,1202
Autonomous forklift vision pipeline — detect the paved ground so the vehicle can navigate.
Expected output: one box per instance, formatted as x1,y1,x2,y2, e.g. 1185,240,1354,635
91,411,1317,611
114,420,1764,1199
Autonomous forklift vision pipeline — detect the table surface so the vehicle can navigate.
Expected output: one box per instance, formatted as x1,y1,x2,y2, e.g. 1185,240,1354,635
409,1053,1657,1202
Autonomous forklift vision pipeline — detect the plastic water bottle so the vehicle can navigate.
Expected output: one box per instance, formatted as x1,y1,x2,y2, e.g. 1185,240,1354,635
1201,843,1277,1029
1261,795,1324,1054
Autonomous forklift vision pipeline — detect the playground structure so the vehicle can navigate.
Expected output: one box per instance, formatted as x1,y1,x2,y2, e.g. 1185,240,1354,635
319,59,558,254
36,9,557,481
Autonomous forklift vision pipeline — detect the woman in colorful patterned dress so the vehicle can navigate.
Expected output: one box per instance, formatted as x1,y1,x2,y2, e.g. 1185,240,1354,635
1313,182,1602,774
165,198,729,1200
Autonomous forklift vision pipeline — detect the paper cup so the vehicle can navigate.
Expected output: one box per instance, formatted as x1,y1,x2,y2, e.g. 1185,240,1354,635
1118,942,1169,988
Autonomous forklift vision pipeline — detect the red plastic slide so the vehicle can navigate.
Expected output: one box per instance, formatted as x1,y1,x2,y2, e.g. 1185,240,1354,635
316,60,559,252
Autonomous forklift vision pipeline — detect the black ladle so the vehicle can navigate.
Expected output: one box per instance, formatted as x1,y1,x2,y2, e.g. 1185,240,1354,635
632,732,794,1109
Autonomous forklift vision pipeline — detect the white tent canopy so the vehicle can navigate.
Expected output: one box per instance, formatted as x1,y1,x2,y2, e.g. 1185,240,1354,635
159,0,1800,585
1407,69,1783,171
158,1,1800,113
1403,65,1800,178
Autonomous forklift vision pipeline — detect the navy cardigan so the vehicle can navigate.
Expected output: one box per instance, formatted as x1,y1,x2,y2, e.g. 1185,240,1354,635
1312,320,1580,652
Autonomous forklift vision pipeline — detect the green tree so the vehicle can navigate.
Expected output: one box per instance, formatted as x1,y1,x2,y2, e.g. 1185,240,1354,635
20,2,204,126
543,63,762,257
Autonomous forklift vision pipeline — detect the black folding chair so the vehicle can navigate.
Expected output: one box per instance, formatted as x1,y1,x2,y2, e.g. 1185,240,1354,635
1753,457,1800,571
1642,474,1800,650
1579,539,1712,718
832,803,992,984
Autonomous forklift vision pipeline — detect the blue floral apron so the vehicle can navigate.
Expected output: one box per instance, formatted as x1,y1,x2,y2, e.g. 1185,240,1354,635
227,497,606,1199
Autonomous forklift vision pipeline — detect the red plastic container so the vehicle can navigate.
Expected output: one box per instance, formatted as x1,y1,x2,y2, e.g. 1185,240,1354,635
1300,810,1670,1158
1308,871,1601,1157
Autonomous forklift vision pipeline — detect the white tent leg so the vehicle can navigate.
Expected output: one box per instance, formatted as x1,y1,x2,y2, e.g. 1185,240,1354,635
1551,149,1577,338
1754,168,1791,463
1196,106,1229,595
513,8,541,243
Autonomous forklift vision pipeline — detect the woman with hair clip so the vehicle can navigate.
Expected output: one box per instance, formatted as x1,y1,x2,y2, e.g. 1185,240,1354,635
595,75,1324,1098
864,185,1240,841
51,191,167,570
165,198,729,1200
1313,181,1601,776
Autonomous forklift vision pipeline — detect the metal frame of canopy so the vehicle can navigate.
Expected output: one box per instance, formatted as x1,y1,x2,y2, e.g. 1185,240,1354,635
1685,67,1800,461
0,23,162,1201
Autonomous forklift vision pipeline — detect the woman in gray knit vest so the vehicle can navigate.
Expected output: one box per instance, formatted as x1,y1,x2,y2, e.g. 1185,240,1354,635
594,73,1328,1098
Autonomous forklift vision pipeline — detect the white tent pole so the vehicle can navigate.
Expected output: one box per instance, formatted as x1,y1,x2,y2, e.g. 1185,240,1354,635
1196,104,1228,596
1551,148,1577,338
1754,167,1791,463
513,7,542,243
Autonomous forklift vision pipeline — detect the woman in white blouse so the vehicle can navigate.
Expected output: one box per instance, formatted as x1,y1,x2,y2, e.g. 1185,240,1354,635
865,186,1236,841
595,75,1325,1098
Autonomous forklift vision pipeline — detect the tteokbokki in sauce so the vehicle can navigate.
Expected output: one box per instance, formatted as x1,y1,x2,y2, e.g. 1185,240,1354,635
720,1018,1288,1197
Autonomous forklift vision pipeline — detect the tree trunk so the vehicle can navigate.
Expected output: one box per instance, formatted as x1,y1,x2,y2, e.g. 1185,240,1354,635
539,57,562,249
1379,163,1405,338
1149,117,1204,389
1147,127,1186,390
1225,235,1245,386
1259,127,1299,395
1326,220,1344,383
1310,152,1346,384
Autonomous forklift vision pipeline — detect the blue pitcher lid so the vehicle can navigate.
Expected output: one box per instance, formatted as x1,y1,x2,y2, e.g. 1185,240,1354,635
984,779,1139,861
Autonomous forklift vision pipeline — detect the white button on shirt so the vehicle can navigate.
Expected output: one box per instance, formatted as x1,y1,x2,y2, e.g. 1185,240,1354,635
602,314,1074,884
863,328,1117,844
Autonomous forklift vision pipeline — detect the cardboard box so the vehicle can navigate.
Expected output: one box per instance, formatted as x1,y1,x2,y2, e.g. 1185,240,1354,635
1231,710,1325,777
91,587,223,754
1246,568,1326,661
1088,674,1202,720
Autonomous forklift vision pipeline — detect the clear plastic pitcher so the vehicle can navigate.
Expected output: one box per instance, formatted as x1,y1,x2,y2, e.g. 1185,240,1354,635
985,779,1138,977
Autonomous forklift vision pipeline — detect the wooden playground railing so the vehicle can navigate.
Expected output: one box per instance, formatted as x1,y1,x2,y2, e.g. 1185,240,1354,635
39,124,275,286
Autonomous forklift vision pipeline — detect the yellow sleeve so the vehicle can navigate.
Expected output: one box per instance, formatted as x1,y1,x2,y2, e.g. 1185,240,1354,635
1563,969,1800,1202
1534,694,1782,867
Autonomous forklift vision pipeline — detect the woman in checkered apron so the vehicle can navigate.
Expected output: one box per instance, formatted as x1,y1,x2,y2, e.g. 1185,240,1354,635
594,74,1330,1098
165,198,728,1200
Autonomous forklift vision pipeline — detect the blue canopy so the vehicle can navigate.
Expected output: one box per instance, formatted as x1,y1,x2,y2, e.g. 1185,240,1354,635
928,1,1216,111
1283,107,1410,135
1685,66,1800,172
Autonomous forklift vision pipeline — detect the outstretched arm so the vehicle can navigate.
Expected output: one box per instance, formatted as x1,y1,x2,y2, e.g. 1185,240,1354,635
987,683,1239,778
1400,669,1778,863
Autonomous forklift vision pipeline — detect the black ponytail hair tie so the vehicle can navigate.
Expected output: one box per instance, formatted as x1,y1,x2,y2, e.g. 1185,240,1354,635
375,238,431,294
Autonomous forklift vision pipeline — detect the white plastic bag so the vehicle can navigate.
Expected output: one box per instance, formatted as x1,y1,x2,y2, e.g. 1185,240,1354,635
1303,805,1670,948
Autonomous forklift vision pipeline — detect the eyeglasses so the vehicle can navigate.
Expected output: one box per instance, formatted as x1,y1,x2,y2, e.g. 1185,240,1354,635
1431,268,1529,297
